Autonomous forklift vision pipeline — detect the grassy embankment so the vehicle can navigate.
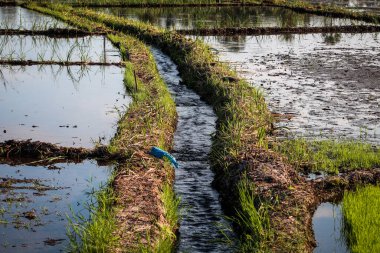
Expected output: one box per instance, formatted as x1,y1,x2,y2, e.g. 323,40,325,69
26,3,380,252
342,185,380,253
25,4,179,252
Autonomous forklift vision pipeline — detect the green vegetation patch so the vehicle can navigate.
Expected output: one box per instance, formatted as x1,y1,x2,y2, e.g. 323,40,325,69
274,139,380,174
342,185,380,253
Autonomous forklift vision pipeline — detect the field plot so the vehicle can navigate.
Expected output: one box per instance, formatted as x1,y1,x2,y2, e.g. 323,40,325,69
1,2,379,253
0,6,129,253
97,5,367,30
199,33,380,143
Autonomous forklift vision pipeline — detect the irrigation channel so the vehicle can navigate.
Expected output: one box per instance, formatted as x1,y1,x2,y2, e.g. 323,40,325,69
0,6,129,251
151,47,234,252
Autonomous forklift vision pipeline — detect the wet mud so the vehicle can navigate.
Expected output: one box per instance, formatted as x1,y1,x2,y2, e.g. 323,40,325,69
199,32,380,144
95,5,366,31
152,48,234,252
0,160,112,253
178,25,380,36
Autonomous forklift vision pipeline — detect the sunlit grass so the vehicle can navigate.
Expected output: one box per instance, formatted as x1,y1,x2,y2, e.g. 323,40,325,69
274,139,380,174
342,185,380,253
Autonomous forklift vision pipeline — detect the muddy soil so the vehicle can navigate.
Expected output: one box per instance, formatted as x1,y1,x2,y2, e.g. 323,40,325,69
152,47,235,252
0,65,130,148
94,5,366,31
199,32,380,144
0,160,111,253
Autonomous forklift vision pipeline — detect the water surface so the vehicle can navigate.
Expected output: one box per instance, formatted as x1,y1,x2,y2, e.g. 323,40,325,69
0,35,121,63
96,6,365,30
313,202,349,253
152,47,234,252
0,6,69,30
0,160,112,253
0,65,130,148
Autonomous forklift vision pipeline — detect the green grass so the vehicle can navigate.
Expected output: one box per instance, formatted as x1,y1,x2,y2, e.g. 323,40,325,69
274,139,380,174
67,182,119,252
234,178,273,252
342,185,380,253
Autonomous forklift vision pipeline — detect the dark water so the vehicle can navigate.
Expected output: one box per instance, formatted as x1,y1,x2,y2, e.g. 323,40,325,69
0,6,69,30
0,35,121,63
0,160,112,253
95,6,365,30
197,33,380,144
0,65,130,148
151,48,234,252
313,202,349,253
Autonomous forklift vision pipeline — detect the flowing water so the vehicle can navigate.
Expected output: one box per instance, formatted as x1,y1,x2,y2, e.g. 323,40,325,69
312,202,349,253
95,5,366,30
152,47,234,252
0,160,112,253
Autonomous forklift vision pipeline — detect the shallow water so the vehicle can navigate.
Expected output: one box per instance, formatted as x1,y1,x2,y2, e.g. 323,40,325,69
308,0,380,13
0,160,112,253
198,33,380,144
0,6,69,30
0,35,121,63
0,65,131,148
96,6,365,30
152,47,234,252
313,202,349,253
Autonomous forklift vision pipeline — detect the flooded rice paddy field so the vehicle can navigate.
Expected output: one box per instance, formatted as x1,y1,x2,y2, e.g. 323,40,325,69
0,6,69,30
0,35,121,63
0,65,130,148
197,33,380,144
308,0,380,13
96,6,367,30
152,48,233,252
0,160,112,253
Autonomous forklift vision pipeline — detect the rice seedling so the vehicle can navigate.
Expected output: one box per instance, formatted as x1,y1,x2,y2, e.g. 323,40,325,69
274,138,380,174
342,185,380,253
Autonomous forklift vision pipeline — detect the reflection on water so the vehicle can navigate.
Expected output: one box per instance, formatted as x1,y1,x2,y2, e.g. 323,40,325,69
0,6,68,30
0,35,121,63
313,202,349,253
309,0,380,13
0,65,131,148
0,160,111,253
152,47,234,252
197,33,380,144
95,6,365,30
